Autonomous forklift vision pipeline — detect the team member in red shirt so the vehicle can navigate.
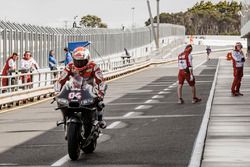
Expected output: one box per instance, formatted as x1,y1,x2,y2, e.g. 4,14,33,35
177,44,201,104
1,53,18,90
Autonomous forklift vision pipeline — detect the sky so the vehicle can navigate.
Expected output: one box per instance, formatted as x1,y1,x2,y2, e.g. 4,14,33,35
0,0,242,29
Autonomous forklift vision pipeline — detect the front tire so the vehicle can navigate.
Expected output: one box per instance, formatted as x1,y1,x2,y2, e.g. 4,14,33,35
67,123,81,160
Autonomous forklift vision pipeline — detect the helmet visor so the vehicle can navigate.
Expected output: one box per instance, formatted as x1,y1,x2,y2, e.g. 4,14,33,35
73,59,88,68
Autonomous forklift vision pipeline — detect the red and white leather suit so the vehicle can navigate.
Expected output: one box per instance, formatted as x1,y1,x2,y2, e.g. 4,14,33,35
58,61,105,99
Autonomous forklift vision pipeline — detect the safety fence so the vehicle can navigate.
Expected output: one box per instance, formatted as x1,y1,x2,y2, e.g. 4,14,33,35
0,37,184,109
0,35,184,94
0,20,185,69
0,21,185,109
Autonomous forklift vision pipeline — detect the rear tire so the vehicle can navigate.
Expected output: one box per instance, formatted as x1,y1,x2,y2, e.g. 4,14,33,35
83,139,97,154
82,124,97,154
67,123,81,160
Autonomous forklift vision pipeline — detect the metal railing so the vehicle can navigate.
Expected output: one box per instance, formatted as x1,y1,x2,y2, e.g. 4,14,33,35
0,20,185,108
0,20,185,69
0,35,184,94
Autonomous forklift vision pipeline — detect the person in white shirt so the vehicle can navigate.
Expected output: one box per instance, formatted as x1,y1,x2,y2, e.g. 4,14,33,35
20,51,39,85
20,51,39,72
231,42,245,96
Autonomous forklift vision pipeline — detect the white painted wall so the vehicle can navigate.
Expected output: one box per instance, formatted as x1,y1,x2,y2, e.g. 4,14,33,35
185,35,247,48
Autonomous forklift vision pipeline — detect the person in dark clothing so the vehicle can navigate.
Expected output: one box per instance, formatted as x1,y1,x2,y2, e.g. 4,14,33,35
60,47,72,66
49,50,57,78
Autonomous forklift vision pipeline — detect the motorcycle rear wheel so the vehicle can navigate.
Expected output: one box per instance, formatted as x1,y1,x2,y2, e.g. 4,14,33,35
83,139,97,154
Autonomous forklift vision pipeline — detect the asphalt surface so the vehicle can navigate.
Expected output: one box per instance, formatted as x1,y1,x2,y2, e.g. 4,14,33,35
0,48,222,167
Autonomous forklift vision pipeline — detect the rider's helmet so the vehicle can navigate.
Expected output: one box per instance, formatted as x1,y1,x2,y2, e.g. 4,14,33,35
72,47,90,71
235,42,243,50
185,44,193,53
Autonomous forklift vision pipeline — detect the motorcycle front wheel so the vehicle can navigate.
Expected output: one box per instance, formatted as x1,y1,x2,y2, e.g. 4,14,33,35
67,123,81,160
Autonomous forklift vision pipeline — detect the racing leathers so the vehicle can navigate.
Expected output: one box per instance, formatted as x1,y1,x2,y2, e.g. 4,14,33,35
231,50,245,95
58,61,105,97
56,61,106,124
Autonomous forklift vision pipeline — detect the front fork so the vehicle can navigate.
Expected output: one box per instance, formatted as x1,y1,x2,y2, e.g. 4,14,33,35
57,109,100,142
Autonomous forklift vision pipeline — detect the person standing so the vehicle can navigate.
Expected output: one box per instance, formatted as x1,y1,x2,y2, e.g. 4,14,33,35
231,42,245,96
49,50,57,78
1,53,18,89
206,46,212,60
177,44,202,104
20,51,39,72
49,50,57,70
62,47,72,66
20,51,39,86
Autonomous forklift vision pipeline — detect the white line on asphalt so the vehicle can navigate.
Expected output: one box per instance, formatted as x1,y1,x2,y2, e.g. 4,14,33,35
135,105,145,110
152,95,164,99
145,99,153,103
195,81,213,83
105,114,201,120
106,121,122,129
145,99,159,103
151,118,158,122
123,112,135,117
97,134,111,144
168,85,176,88
164,88,171,91
0,163,18,166
51,154,70,166
135,105,152,110
188,59,220,167
158,91,170,95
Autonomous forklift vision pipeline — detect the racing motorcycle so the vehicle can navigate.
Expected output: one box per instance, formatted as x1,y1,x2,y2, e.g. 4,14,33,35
54,75,105,160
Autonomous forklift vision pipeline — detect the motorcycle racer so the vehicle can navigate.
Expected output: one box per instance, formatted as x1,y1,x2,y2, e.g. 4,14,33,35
55,46,107,129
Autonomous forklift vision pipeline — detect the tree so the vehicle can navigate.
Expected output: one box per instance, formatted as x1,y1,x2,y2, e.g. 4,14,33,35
79,15,108,28
145,0,241,35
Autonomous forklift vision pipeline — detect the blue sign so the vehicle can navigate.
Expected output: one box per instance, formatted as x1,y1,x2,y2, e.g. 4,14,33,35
68,41,91,52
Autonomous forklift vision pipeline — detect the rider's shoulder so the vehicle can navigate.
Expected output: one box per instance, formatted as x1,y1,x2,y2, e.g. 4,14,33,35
88,61,98,68
88,61,101,71
65,62,74,71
